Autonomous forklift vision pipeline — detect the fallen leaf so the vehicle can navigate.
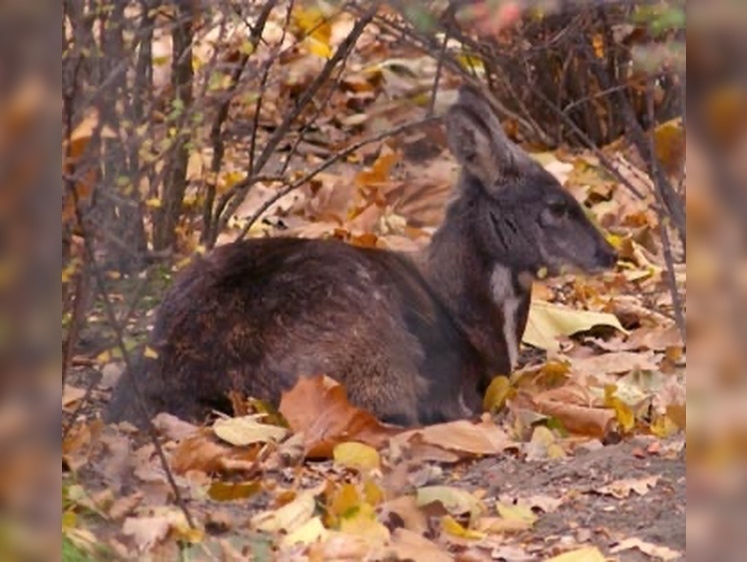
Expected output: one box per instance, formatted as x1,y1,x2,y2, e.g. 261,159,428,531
441,514,485,539
531,386,616,438
544,546,607,561
151,413,199,441
281,516,327,547
338,502,390,544
392,419,514,457
386,528,452,562
123,509,191,553
416,486,484,522
571,351,660,377
333,441,381,472
597,475,659,498
483,376,512,413
379,495,428,535
610,537,682,560
62,385,86,409
524,301,626,351
495,502,538,529
279,375,402,458
525,426,566,461
170,429,259,474
251,490,316,534
213,416,288,446
207,481,261,502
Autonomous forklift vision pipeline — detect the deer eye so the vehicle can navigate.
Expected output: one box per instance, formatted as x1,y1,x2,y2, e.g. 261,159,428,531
548,201,568,219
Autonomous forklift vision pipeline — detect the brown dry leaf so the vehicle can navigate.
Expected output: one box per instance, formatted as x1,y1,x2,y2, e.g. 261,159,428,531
570,351,661,377
610,537,682,560
62,385,86,410
122,508,196,553
108,492,143,521
545,546,607,562
170,429,260,474
386,528,452,562
379,495,429,535
279,375,402,458
307,531,377,560
625,323,683,350
531,385,616,438
597,475,659,499
391,418,514,458
151,413,199,441
122,515,170,553
62,420,106,473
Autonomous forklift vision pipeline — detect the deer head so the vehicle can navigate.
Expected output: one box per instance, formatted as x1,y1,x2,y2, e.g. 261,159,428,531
443,85,617,278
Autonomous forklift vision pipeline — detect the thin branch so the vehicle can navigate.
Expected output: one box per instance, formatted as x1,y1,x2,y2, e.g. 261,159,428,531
646,79,685,342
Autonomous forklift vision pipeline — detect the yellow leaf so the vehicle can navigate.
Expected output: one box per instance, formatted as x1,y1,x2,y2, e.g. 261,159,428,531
592,34,605,58
545,546,607,562
251,491,316,533
95,350,111,364
292,6,333,58
416,486,484,522
328,483,361,522
483,376,512,413
305,37,333,58
604,386,635,433
213,416,288,446
282,516,327,546
524,301,626,352
495,502,537,527
527,426,566,460
238,41,255,56
62,510,77,530
145,197,162,209
143,346,159,359
456,53,484,72
650,414,679,438
338,503,390,543
441,515,484,539
333,442,380,472
362,478,384,507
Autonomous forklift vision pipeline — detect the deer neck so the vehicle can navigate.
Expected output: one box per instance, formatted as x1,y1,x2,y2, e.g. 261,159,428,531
421,201,532,376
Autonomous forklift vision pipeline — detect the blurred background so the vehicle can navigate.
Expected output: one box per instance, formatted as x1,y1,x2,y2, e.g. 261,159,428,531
0,0,741,558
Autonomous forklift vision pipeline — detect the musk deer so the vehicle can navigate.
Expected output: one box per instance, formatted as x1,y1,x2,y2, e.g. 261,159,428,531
106,85,617,428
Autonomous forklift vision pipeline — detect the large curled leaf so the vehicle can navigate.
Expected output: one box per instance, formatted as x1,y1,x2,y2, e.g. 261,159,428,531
524,300,626,351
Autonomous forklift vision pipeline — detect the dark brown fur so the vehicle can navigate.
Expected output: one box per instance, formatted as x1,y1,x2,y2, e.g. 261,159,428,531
107,86,616,427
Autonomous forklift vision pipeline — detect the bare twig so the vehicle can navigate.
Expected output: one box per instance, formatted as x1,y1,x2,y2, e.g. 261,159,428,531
646,80,685,342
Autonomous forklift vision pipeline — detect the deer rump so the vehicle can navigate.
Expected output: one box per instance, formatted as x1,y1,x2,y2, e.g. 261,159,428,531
107,237,489,428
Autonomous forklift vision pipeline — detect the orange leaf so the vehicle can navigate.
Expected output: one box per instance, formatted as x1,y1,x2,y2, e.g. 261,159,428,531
279,375,403,458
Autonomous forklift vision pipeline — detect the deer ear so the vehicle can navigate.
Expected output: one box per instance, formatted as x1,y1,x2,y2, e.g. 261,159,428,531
445,85,531,188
